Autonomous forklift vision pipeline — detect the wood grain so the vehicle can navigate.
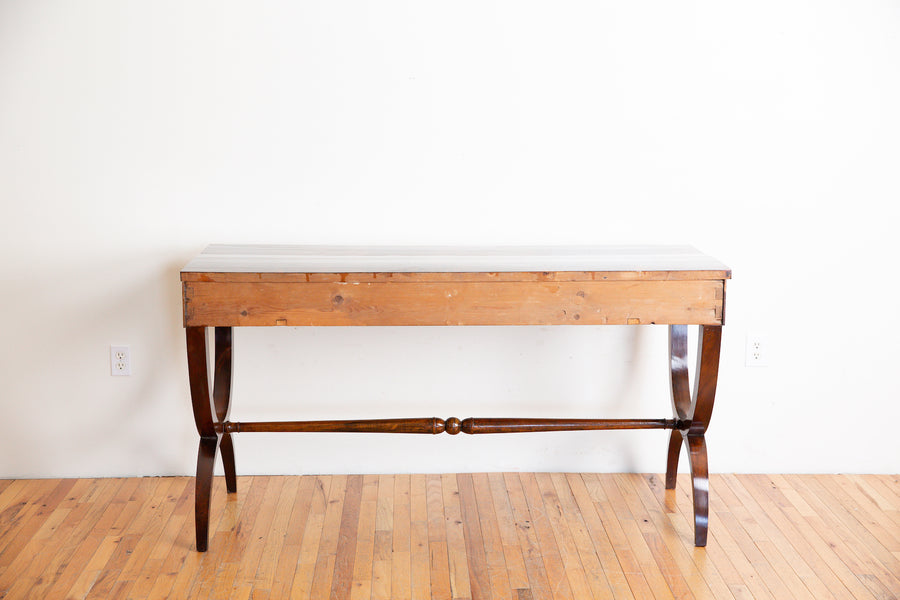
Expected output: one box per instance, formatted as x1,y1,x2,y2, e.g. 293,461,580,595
0,474,897,599
183,279,726,327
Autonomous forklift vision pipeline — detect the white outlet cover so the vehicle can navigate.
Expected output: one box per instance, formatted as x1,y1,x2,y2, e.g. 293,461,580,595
745,334,768,367
110,345,131,376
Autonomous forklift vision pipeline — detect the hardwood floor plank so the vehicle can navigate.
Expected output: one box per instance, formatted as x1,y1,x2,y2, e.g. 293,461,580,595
289,475,332,599
426,473,452,600
619,474,714,600
534,473,595,600
308,474,348,599
718,475,818,600
487,472,529,592
442,472,473,600
846,475,897,512
519,472,576,600
331,474,364,600
65,533,123,598
848,476,900,534
565,474,634,600
606,474,679,600
756,474,879,600
473,472,512,600
44,478,131,599
252,475,302,593
90,478,174,598
410,474,433,600
3,479,93,597
668,477,774,600
0,478,75,577
214,476,284,599
789,475,900,598
0,480,15,504
1,474,898,599
0,479,38,540
725,475,843,600
824,475,900,552
349,475,378,600
547,473,615,600
457,473,491,600
504,472,553,600
84,532,142,599
584,473,657,600
873,475,900,509
665,475,744,598
118,479,179,595
392,473,413,600
270,475,316,598
119,477,191,590
175,475,261,600
372,474,394,600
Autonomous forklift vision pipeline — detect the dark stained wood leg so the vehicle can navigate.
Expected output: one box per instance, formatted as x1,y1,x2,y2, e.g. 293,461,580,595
687,325,721,546
213,327,236,493
220,433,237,494
195,436,218,552
186,326,228,552
665,429,682,490
666,324,691,489
686,434,709,546
665,324,722,545
186,327,216,438
690,325,722,436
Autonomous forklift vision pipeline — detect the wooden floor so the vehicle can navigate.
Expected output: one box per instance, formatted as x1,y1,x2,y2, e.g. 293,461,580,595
0,474,898,599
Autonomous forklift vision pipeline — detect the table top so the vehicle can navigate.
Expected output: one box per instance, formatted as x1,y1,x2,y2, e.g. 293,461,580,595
181,244,731,278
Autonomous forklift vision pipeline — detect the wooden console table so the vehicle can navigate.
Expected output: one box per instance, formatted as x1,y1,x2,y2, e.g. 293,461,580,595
181,244,730,552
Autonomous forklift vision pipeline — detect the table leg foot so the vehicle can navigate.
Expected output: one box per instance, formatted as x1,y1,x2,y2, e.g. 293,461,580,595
195,436,218,552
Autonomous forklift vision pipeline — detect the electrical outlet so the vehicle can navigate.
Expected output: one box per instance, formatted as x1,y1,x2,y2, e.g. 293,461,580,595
745,334,768,367
110,345,131,376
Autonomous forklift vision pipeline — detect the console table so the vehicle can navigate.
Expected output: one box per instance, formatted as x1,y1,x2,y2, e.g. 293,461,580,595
181,244,730,552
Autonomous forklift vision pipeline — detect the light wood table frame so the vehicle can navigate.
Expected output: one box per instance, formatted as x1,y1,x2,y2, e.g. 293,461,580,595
181,244,730,552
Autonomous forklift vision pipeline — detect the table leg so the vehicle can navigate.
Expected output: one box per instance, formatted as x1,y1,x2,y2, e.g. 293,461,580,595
685,434,710,545
186,326,236,552
665,324,722,547
194,437,217,552
213,327,236,493
666,325,691,489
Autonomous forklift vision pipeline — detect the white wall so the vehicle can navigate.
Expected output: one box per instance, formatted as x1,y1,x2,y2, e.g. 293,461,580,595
1,0,898,478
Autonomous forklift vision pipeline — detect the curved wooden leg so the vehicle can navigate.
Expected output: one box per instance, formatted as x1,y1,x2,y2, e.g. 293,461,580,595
690,325,722,436
195,436,218,552
665,324,721,546
665,429,682,490
187,326,235,551
213,327,236,493
687,325,720,546
220,433,237,494
667,325,691,489
685,434,709,546
186,327,216,438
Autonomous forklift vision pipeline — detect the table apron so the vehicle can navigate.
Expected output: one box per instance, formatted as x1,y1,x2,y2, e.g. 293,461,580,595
183,279,725,327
